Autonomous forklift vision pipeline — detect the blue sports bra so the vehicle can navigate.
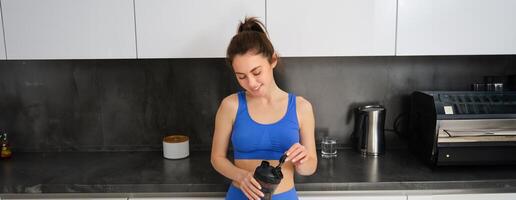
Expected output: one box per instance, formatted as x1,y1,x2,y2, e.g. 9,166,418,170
231,91,300,160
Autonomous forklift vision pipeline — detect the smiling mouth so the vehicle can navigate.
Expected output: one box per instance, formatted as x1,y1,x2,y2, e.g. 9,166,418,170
252,84,262,91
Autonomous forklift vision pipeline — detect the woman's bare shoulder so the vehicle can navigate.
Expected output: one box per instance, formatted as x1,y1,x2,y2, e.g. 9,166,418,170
295,96,313,114
221,93,239,107
218,93,240,117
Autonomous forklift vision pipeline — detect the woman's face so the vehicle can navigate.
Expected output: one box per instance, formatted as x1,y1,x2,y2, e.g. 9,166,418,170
232,52,277,97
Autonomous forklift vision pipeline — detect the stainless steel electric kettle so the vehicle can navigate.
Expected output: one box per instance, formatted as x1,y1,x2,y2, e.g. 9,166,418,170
352,105,386,156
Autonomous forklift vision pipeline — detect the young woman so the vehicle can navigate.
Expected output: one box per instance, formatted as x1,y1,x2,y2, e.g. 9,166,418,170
211,17,317,200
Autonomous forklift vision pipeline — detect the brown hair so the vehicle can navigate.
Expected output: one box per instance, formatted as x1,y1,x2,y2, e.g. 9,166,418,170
226,17,276,66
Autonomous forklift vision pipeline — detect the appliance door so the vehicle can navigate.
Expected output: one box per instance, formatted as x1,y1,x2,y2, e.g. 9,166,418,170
435,119,516,165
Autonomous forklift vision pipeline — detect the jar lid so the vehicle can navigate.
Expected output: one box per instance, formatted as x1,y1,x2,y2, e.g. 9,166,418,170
163,135,189,143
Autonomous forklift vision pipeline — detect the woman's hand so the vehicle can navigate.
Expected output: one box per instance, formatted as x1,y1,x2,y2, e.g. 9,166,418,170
236,170,264,200
285,143,308,166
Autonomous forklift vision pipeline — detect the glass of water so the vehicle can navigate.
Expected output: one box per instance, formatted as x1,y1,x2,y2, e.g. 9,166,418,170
321,136,337,158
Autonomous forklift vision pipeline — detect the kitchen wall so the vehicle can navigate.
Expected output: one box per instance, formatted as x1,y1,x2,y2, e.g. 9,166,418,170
1,55,515,152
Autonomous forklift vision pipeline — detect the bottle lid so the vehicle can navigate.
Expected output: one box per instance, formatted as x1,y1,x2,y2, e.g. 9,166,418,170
254,161,282,184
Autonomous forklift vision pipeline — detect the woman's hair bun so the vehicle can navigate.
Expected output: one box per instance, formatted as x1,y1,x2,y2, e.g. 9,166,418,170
237,17,267,34
227,17,275,65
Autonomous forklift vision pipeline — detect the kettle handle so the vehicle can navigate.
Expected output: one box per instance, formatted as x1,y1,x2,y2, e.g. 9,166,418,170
357,110,369,149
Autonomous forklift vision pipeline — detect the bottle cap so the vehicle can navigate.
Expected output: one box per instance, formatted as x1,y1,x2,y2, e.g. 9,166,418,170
254,161,282,184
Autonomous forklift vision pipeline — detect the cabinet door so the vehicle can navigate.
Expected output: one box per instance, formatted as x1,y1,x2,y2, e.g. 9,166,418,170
1,0,136,59
397,0,516,55
0,5,6,60
130,198,223,200
299,194,406,200
267,0,396,57
135,0,265,58
407,195,432,200
3,199,127,200
408,193,516,200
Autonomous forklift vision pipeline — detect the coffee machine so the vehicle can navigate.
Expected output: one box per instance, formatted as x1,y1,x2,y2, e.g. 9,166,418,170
410,91,516,166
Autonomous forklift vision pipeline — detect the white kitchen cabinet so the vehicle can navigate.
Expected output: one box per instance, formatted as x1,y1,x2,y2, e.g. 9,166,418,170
134,0,265,58
0,5,6,60
408,193,516,200
130,198,222,200
1,0,137,60
299,194,406,200
267,0,396,57
131,195,404,200
397,0,516,55
3,198,127,200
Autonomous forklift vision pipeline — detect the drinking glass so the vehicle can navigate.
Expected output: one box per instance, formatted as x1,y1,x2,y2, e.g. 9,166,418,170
321,137,337,158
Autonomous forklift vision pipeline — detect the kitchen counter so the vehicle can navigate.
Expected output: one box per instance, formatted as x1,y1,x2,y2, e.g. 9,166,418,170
2,149,516,195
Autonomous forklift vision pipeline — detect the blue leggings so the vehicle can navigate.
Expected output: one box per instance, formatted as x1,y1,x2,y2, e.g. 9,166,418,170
225,184,298,200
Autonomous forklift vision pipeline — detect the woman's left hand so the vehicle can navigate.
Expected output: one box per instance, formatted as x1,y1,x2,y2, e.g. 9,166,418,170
285,143,308,166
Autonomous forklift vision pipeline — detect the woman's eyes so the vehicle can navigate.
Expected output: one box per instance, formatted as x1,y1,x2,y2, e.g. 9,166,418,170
237,72,261,79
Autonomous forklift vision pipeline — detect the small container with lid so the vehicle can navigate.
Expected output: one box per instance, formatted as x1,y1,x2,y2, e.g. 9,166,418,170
162,135,189,159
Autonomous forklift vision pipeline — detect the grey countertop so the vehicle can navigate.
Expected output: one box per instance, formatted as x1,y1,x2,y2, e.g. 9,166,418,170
2,149,516,195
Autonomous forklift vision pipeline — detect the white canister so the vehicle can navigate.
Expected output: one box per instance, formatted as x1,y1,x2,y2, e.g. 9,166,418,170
163,135,189,159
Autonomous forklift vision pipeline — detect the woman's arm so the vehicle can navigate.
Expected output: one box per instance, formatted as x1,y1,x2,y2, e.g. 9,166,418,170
210,95,264,200
210,95,245,180
286,96,317,176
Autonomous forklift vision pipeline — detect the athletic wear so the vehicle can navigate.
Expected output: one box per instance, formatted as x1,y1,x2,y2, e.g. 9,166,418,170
231,91,300,160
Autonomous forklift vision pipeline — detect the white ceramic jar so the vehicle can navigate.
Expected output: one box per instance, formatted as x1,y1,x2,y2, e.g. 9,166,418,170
163,135,189,159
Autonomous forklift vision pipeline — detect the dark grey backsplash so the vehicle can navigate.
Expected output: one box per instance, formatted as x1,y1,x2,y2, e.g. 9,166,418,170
1,56,515,152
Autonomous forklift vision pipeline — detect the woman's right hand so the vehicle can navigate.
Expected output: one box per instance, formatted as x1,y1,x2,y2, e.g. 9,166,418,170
236,170,264,200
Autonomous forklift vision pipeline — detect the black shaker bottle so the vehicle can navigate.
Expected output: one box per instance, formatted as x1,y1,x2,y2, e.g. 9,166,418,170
253,154,287,200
